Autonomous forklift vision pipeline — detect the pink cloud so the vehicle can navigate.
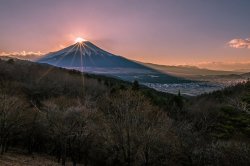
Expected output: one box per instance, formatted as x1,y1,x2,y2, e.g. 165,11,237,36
228,37,250,49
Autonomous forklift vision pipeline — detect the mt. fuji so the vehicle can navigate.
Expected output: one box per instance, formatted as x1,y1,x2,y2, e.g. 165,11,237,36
37,41,191,83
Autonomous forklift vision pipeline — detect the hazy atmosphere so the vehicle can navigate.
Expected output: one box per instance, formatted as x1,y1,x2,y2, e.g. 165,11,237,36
1,0,250,70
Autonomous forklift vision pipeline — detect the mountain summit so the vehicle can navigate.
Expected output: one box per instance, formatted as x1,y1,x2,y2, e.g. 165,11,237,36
37,41,191,83
38,41,153,69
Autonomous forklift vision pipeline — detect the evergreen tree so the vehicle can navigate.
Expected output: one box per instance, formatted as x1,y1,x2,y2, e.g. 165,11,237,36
132,80,139,90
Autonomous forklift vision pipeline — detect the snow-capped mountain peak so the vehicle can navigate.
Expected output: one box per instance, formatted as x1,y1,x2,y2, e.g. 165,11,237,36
37,41,191,84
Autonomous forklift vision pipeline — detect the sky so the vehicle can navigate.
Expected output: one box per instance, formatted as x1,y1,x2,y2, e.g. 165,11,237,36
0,0,250,70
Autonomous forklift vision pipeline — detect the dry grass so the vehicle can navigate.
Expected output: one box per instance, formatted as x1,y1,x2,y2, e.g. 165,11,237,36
0,151,62,166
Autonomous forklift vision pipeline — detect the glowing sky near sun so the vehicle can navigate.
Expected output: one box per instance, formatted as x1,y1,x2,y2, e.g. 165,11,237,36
0,0,250,69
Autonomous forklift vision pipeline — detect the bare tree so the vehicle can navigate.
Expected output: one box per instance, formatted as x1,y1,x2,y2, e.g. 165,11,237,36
228,96,248,113
44,97,95,166
0,93,26,154
99,90,177,166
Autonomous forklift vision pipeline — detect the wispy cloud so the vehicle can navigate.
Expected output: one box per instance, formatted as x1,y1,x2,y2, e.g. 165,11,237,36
228,37,250,49
0,51,44,60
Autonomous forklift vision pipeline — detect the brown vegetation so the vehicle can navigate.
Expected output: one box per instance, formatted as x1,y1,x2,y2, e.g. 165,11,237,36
0,58,249,165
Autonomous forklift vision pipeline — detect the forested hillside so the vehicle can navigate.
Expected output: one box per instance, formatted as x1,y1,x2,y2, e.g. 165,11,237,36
0,58,249,166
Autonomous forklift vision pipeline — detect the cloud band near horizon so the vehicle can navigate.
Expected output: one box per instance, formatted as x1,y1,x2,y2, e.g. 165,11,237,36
0,51,44,60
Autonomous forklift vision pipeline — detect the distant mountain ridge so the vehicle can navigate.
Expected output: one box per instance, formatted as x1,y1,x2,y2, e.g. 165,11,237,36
141,62,243,77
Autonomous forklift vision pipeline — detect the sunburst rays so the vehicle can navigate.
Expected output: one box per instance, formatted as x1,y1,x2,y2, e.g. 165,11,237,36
37,41,117,91
37,44,79,82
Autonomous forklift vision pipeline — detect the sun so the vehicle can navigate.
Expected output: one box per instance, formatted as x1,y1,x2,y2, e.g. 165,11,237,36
74,37,86,43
